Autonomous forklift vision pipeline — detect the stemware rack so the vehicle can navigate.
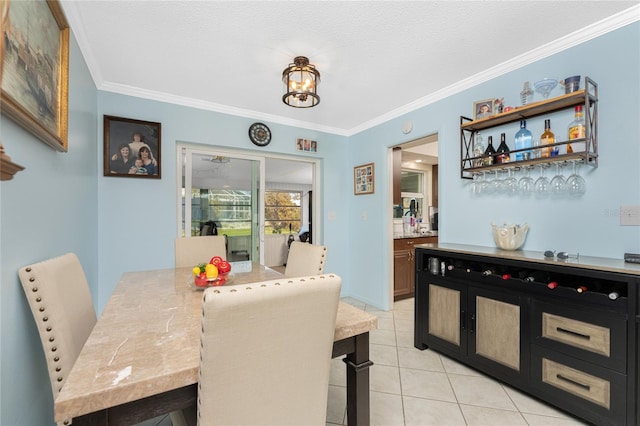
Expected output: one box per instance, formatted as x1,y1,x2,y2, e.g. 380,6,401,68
460,77,598,179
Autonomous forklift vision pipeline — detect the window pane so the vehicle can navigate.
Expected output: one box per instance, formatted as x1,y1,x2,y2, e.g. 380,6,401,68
265,191,301,234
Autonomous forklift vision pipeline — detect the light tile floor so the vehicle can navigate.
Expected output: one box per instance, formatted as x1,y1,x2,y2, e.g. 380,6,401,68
140,296,589,426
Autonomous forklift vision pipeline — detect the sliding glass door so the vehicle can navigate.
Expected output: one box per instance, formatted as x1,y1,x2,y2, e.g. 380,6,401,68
180,148,265,263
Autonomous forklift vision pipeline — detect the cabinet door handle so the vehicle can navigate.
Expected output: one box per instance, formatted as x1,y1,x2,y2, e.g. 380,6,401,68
556,374,591,391
556,327,591,340
470,314,476,333
407,252,412,262
461,310,466,330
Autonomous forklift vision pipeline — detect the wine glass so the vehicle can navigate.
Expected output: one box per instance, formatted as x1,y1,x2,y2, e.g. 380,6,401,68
480,171,491,194
472,172,483,195
504,168,518,196
566,161,587,196
549,163,566,196
491,170,504,193
534,79,558,99
518,166,535,196
534,166,549,197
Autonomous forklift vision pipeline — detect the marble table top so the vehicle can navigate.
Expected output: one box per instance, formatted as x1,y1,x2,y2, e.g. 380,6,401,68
54,262,378,422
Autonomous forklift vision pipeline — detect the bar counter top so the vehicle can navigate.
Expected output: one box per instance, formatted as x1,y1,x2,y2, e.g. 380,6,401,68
415,242,640,276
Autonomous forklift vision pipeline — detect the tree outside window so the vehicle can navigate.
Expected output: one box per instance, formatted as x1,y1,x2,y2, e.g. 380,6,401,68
265,191,301,234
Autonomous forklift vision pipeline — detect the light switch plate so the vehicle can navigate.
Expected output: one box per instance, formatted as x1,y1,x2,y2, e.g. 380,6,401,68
620,205,640,226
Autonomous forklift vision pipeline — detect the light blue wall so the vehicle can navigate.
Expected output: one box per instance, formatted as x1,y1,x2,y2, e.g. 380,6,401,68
1,19,638,426
347,23,640,312
0,36,98,425
96,93,349,312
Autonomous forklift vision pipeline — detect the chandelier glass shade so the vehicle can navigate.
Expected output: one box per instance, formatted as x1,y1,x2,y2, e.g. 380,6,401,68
282,56,320,108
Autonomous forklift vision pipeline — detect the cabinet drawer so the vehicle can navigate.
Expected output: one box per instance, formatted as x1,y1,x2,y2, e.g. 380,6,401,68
530,346,626,426
532,300,626,373
542,312,610,357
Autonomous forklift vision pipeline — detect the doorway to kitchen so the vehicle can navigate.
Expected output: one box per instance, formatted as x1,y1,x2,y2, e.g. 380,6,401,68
390,133,439,302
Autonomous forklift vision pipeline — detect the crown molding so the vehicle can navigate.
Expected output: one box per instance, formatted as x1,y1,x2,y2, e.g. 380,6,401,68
61,2,639,138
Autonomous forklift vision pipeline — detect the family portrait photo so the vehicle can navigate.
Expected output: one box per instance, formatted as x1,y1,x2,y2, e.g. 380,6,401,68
103,115,161,178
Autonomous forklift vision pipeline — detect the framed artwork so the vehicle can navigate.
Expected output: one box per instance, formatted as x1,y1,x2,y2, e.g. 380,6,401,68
103,115,161,179
296,138,317,152
354,163,374,195
473,98,495,120
1,0,69,151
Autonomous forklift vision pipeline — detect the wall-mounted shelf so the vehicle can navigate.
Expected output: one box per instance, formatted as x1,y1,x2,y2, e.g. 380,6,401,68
460,77,598,179
0,145,25,181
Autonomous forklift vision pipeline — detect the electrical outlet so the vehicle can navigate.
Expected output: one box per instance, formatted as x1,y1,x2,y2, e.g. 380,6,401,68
620,205,640,226
361,211,367,221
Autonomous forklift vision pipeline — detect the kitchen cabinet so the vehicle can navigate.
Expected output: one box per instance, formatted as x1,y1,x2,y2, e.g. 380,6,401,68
394,236,437,300
431,165,438,207
459,77,598,179
414,244,639,425
392,147,402,205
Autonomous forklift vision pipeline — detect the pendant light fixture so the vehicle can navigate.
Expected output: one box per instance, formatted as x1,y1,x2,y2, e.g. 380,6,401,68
282,56,320,108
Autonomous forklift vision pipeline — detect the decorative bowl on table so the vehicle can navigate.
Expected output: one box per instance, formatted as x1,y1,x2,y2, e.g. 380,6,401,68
189,272,234,290
491,223,529,251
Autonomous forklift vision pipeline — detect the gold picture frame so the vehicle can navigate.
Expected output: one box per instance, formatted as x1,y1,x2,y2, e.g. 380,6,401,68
473,98,495,121
354,163,374,195
1,0,69,151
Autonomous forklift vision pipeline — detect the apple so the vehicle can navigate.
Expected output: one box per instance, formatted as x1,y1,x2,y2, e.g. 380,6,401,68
218,260,231,274
209,256,223,266
194,274,208,287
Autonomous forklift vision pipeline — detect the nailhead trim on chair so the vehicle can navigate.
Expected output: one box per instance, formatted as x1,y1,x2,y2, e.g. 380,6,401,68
22,268,66,397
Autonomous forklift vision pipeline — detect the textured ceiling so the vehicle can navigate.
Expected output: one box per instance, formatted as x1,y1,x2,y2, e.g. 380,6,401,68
61,1,638,135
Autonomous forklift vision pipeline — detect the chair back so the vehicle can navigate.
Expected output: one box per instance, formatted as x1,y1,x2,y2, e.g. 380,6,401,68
175,235,227,268
198,274,342,426
18,253,97,399
284,241,327,277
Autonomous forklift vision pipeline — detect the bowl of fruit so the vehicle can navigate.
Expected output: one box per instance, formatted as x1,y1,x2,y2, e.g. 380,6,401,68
190,256,233,289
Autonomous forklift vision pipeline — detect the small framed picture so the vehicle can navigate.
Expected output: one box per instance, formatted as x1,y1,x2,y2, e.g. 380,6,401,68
473,99,495,120
296,138,317,152
354,163,374,195
104,115,161,178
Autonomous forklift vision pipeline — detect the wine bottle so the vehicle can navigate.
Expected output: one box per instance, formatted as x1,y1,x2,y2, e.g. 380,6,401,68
540,119,555,158
495,133,510,164
576,285,588,293
514,120,533,161
547,281,559,289
567,105,586,153
482,269,494,277
608,292,620,300
523,271,551,283
482,136,495,166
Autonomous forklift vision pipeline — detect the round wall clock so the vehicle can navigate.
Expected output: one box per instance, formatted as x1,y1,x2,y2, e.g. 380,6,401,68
248,122,272,147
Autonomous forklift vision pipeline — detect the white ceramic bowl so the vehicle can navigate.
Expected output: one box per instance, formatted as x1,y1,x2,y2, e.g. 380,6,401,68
491,223,529,250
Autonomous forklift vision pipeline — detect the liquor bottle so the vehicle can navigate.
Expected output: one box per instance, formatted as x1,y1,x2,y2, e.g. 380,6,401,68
495,133,510,164
472,133,485,167
567,105,586,153
520,81,533,106
482,136,496,166
514,120,533,161
540,119,555,158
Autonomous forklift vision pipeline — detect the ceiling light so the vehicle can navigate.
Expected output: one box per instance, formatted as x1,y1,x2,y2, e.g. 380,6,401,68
282,56,320,108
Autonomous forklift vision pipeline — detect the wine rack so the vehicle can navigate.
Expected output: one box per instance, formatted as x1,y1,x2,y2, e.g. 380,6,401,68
414,244,640,425
459,77,598,179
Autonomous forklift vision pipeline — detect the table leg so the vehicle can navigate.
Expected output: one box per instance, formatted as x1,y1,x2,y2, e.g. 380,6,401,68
343,332,374,426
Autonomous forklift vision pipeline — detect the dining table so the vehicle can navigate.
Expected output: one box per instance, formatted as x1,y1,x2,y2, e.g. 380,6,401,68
54,262,378,426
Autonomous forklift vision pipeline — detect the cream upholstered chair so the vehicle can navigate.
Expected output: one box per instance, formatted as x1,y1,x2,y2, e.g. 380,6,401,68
198,274,342,426
175,235,227,268
19,253,192,426
18,253,97,425
284,241,327,277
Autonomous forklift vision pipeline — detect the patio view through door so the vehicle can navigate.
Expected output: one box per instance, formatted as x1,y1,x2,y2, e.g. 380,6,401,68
180,147,265,264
